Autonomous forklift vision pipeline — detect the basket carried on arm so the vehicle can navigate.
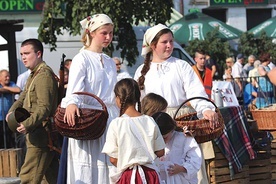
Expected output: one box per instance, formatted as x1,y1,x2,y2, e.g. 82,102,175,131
173,96,224,143
54,92,109,140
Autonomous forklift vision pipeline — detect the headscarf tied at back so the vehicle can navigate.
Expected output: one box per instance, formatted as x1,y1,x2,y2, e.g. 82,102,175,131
79,14,113,47
141,23,170,58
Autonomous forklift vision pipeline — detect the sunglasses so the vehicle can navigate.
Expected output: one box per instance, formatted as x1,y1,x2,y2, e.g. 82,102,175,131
116,63,121,66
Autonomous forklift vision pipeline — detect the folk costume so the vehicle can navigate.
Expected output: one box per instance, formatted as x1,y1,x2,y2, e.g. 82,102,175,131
134,57,214,118
59,14,118,183
102,114,165,183
60,50,118,183
134,24,216,184
159,131,202,184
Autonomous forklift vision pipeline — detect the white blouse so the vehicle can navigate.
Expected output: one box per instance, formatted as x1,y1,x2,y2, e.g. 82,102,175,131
102,114,165,172
134,57,214,116
61,50,117,107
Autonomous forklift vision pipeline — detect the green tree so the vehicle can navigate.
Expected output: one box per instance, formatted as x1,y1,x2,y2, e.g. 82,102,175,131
38,0,173,66
238,31,276,62
185,28,232,79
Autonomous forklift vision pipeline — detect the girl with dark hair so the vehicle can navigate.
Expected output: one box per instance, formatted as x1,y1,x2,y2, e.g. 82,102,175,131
102,78,165,184
152,112,202,184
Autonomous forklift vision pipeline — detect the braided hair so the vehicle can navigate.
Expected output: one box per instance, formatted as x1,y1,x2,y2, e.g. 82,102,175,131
114,78,141,116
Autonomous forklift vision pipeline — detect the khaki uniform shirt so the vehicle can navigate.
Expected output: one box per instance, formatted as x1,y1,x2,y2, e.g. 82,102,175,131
9,62,58,148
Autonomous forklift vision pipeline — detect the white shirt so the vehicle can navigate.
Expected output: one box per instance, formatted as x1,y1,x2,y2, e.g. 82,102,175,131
134,57,214,116
61,50,117,107
15,70,31,100
159,131,202,184
117,70,132,81
102,114,165,182
232,61,247,78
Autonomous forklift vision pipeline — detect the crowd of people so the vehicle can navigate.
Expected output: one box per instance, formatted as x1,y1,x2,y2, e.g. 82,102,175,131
222,53,275,110
1,12,275,184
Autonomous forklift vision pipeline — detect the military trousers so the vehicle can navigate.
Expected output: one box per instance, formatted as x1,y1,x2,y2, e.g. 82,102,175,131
19,146,59,184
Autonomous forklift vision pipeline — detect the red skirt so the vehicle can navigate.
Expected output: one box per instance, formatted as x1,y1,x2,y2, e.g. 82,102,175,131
118,165,160,184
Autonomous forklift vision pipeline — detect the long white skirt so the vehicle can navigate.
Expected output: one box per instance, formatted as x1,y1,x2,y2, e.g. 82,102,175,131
67,105,118,184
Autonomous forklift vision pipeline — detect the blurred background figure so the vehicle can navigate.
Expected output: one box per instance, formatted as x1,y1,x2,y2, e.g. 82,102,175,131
205,53,217,79
243,78,258,111
232,54,247,104
194,50,212,99
225,57,234,68
243,55,256,76
223,66,241,99
247,60,261,87
64,59,72,70
15,69,31,100
256,53,275,108
0,69,21,148
223,66,233,81
113,57,132,81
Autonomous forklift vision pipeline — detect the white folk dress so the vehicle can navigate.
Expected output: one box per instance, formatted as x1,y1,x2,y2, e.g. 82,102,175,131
61,50,119,184
159,131,202,184
134,56,215,184
102,114,166,183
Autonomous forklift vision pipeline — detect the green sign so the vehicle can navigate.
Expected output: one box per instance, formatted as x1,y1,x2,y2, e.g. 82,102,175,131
0,0,45,12
210,0,269,6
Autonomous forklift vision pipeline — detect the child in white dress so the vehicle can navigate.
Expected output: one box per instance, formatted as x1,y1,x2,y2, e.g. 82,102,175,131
102,78,166,184
152,112,202,184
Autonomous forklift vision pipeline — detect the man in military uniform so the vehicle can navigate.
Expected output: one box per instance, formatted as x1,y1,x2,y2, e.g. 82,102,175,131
6,39,59,184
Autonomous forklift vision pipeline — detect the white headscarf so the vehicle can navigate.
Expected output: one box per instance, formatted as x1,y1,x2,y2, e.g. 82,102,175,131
141,24,170,58
80,14,113,46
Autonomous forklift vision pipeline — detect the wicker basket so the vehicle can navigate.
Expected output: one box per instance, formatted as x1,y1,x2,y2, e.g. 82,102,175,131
54,92,109,140
251,106,276,130
173,97,224,143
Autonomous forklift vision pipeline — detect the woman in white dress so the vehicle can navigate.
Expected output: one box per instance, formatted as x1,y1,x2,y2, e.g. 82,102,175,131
134,23,218,128
60,14,119,183
134,23,219,184
152,112,202,184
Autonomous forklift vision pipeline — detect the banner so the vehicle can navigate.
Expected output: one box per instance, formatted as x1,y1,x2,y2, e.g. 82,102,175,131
0,0,44,12
210,0,268,7
212,81,239,107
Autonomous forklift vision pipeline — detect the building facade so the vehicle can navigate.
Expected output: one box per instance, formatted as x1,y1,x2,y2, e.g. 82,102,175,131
176,0,276,32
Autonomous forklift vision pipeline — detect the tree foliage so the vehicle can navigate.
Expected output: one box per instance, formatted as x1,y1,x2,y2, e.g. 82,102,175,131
184,28,232,79
238,31,276,63
38,0,174,66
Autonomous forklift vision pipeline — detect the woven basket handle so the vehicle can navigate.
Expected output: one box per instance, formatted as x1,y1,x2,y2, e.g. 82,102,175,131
73,92,107,113
173,96,217,120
